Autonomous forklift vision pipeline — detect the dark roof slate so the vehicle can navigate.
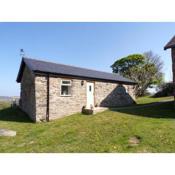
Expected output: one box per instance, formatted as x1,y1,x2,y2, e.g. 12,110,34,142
16,57,136,84
164,35,175,50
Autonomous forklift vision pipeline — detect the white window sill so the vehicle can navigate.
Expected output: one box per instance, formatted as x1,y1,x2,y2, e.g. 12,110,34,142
60,95,72,97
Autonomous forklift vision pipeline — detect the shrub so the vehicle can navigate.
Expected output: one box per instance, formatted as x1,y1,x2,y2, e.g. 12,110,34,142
153,82,174,97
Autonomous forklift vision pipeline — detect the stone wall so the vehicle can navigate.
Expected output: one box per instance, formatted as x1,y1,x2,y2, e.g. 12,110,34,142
20,66,36,121
95,81,135,107
34,76,87,121
172,49,175,97
49,77,87,120
35,76,47,122
21,72,135,121
123,84,136,100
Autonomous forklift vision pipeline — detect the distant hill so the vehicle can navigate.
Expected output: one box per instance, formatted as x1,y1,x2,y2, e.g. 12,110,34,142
0,96,12,101
0,96,19,101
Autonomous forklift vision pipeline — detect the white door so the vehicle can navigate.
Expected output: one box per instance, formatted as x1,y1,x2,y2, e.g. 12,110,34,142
86,82,94,109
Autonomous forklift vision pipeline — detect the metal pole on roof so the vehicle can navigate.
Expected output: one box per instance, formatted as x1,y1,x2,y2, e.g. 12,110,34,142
20,49,25,57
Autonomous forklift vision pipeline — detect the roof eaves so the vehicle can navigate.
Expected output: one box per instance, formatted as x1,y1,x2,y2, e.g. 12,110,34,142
16,59,25,83
34,70,137,85
16,57,34,83
164,44,175,50
164,35,175,50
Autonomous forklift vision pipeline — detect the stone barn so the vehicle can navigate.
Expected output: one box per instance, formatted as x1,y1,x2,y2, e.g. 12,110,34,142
16,57,136,122
164,35,175,101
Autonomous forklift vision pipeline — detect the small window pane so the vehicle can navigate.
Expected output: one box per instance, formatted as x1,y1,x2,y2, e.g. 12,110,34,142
89,85,92,92
61,86,71,95
61,80,72,96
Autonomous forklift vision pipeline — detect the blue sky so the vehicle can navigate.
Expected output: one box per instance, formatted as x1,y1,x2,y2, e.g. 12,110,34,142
0,22,174,96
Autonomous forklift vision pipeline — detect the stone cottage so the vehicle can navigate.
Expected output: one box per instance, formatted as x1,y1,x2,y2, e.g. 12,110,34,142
164,36,175,100
16,57,136,122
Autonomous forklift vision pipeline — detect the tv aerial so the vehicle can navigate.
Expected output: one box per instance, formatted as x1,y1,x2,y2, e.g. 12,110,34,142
20,49,25,57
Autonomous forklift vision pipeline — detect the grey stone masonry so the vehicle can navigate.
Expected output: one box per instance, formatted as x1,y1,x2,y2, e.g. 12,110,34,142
20,66,36,121
35,76,88,121
172,48,175,97
35,76,47,122
20,72,136,122
95,81,135,107
34,76,135,121
48,77,87,120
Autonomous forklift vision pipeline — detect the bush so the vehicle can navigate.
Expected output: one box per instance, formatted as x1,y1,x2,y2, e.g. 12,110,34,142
153,82,174,97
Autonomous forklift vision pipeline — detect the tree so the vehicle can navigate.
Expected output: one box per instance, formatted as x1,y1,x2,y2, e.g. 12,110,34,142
111,54,144,77
111,51,164,97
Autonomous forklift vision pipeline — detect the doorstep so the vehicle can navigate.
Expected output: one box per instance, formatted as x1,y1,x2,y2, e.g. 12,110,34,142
93,107,108,114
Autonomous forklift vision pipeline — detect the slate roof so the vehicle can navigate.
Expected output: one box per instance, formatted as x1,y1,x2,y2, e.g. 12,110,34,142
164,35,175,50
16,57,136,84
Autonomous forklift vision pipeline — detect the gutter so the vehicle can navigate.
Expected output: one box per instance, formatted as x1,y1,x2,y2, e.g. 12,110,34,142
34,71,137,85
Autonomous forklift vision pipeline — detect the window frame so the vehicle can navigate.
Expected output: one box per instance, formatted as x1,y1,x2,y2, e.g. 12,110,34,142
60,79,72,97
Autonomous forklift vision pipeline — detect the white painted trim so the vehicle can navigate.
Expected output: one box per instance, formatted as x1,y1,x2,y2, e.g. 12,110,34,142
61,80,72,86
86,82,94,109
60,79,72,96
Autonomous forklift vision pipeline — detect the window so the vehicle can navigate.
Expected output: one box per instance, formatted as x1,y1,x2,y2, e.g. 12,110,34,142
89,85,92,92
61,80,72,96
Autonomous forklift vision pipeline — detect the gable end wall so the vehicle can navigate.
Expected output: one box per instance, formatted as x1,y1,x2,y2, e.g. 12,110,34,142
20,66,36,121
171,48,175,97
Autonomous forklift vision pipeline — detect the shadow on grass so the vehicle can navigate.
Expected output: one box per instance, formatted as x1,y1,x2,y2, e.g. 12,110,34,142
0,107,33,123
110,101,175,119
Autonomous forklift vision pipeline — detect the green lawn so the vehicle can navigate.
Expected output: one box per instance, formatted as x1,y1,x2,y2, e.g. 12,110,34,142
136,96,174,104
0,96,174,153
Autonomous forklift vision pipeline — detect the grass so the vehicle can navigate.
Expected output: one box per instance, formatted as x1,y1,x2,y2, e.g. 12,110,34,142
136,96,174,104
0,96,174,153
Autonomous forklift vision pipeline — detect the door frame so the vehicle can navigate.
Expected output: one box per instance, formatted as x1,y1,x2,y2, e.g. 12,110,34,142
86,81,95,108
